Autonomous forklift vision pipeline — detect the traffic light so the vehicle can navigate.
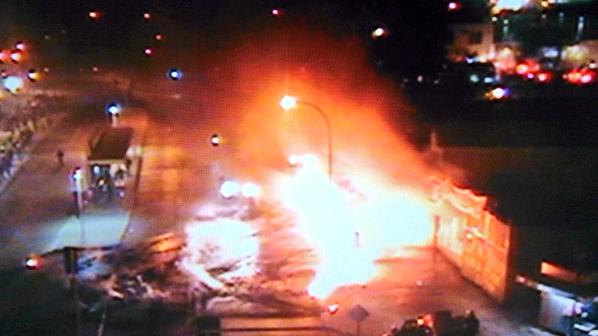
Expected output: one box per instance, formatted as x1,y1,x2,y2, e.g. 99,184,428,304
24,255,41,270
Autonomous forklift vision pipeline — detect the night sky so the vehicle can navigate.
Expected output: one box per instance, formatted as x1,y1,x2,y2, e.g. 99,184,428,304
2,0,469,78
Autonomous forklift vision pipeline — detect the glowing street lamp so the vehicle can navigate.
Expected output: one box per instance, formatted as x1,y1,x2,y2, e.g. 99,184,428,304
106,102,122,126
279,95,333,181
143,12,151,20
144,47,153,56
167,68,183,81
155,33,164,41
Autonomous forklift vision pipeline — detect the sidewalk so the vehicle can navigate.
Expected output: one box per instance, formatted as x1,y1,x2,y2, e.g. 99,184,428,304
45,107,148,252
0,106,147,268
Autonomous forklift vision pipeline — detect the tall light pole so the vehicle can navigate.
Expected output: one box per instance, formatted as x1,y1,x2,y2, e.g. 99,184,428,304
280,95,333,181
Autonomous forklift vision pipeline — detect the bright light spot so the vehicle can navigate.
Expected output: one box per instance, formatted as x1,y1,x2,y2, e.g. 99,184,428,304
15,41,25,51
143,12,151,20
279,95,297,111
469,74,480,83
25,255,40,269
3,76,24,94
88,10,100,19
581,73,593,84
371,27,386,38
155,33,164,41
181,219,259,287
537,72,550,82
106,102,122,115
327,303,340,314
144,47,153,56
27,69,40,82
168,68,183,80
272,8,280,16
210,134,220,146
494,0,529,12
288,154,299,166
92,66,99,72
274,157,433,299
241,182,261,199
489,87,508,100
515,63,528,75
219,180,241,199
72,167,83,181
448,2,461,11
9,50,22,63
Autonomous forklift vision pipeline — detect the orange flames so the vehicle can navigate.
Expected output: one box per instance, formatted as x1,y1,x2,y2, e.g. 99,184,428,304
177,22,442,300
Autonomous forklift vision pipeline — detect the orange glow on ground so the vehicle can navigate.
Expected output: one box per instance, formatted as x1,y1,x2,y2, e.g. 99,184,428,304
271,157,433,299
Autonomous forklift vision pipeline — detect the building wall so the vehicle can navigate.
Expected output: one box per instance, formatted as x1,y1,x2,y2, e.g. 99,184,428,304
447,23,495,62
432,180,511,303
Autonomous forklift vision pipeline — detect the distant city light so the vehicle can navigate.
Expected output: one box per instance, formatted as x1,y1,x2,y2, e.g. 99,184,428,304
88,10,101,20
155,33,164,41
92,66,99,73
15,41,25,51
272,8,281,16
143,12,151,20
488,86,509,100
3,76,24,94
144,47,153,56
448,1,462,11
371,27,386,39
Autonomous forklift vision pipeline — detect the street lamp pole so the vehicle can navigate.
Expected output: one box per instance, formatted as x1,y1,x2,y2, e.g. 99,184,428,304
280,96,333,181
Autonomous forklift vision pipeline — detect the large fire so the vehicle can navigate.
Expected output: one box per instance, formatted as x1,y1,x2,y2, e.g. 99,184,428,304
272,154,433,298
177,23,439,301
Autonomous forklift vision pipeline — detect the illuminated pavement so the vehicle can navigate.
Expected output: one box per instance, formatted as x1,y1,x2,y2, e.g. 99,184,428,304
0,105,146,268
